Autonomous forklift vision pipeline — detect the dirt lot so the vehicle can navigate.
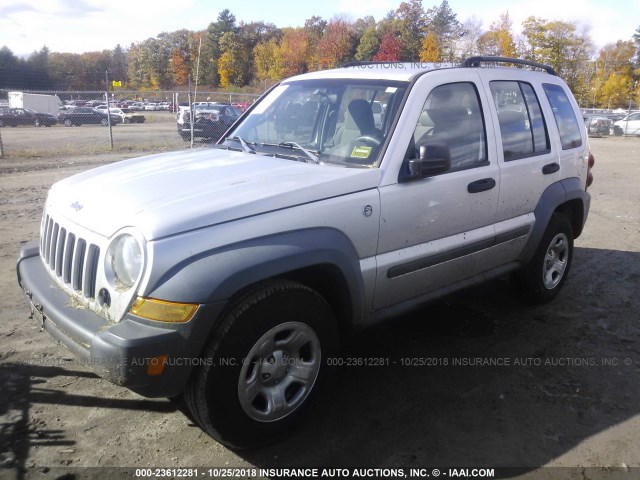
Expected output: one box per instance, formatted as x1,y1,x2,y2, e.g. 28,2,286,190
0,132,639,479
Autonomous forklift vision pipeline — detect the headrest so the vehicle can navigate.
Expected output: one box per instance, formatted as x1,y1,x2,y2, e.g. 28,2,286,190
419,110,433,127
347,99,375,133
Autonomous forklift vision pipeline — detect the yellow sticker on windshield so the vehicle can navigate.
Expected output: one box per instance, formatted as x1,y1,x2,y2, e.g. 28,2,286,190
351,146,372,158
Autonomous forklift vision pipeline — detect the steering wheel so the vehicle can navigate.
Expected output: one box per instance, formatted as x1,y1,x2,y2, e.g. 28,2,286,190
354,135,381,146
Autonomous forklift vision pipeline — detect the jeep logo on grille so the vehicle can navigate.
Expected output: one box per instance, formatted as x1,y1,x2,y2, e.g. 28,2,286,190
70,201,83,212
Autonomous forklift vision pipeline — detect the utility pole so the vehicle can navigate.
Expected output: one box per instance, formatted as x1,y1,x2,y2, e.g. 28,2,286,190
105,70,113,149
188,75,194,148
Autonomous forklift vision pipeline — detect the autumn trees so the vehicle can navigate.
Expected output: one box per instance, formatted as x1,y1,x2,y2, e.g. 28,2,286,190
0,2,639,110
591,40,639,109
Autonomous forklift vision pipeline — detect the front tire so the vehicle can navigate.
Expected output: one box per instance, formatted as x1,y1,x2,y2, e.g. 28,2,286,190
513,213,574,304
185,280,338,448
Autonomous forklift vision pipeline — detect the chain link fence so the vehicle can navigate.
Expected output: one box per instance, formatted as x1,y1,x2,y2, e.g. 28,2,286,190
0,89,261,159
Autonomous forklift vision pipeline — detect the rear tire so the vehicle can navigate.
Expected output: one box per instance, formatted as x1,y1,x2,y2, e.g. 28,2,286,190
100,118,109,126
64,119,73,127
512,213,574,304
184,280,338,448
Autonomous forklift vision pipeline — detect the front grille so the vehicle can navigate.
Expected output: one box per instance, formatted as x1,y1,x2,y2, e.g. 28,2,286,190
40,213,100,299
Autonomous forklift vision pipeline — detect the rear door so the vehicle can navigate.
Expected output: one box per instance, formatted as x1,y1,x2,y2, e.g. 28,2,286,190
479,70,562,229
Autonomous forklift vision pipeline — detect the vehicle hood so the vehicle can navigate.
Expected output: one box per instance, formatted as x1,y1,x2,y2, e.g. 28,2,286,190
48,148,381,240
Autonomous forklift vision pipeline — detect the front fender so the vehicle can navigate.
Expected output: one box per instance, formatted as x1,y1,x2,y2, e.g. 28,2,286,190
145,227,365,324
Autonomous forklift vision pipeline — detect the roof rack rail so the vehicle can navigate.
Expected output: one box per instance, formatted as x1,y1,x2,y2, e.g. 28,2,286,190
461,56,557,76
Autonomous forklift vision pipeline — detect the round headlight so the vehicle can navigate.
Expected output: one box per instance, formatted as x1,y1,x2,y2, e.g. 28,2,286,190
106,234,142,290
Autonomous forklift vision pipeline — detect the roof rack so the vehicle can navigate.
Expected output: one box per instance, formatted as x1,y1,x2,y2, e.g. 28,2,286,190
461,56,557,76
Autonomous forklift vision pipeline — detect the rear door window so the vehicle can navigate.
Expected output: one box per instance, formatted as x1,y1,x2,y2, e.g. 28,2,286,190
489,81,550,161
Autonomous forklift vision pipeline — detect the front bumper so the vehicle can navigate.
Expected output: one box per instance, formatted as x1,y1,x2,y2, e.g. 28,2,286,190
17,241,225,398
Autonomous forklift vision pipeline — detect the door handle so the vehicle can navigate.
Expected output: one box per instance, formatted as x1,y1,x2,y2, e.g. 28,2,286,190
467,178,496,193
542,162,560,174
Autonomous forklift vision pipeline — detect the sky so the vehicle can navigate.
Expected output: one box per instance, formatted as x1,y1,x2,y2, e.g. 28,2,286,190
0,0,638,57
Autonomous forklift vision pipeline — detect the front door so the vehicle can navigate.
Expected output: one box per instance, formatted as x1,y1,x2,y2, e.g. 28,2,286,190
374,71,500,310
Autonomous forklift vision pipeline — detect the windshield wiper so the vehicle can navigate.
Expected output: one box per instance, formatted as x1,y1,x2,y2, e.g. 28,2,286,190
277,141,320,164
226,136,255,154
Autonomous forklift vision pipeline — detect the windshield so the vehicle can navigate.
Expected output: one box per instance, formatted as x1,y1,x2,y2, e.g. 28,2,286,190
224,79,408,167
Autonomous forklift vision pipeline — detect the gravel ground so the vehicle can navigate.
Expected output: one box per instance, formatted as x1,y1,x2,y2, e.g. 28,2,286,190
0,134,638,480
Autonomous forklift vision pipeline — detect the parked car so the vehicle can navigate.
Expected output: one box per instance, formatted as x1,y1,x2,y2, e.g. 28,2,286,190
180,104,242,141
176,103,234,132
583,115,613,137
0,107,57,127
17,57,594,448
144,103,159,111
129,102,146,111
63,101,85,109
231,101,251,112
613,112,640,136
95,106,146,124
57,107,122,126
176,106,191,130
119,108,146,123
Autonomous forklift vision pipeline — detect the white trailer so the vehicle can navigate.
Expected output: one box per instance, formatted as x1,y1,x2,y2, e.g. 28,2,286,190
8,92,62,115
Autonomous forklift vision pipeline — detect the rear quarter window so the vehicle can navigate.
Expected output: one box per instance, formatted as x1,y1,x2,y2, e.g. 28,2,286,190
542,84,582,150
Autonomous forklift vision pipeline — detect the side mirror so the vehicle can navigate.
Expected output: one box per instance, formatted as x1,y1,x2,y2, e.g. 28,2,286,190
409,143,451,178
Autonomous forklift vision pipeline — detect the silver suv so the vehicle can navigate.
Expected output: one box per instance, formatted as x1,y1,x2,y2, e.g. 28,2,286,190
17,57,594,448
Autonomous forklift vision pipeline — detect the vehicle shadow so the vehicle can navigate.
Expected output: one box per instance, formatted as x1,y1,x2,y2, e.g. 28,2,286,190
238,247,640,472
0,363,176,480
